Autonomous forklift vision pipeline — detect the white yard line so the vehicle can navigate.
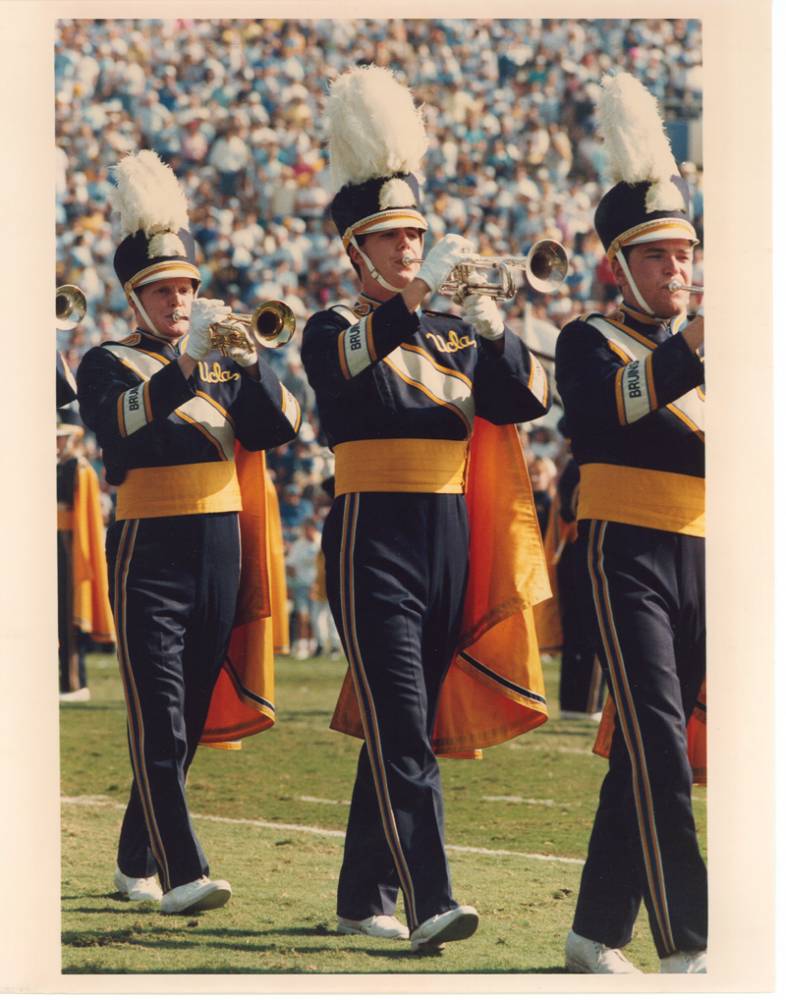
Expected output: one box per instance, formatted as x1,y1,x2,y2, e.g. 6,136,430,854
61,794,584,866
298,795,351,806
482,795,556,806
505,743,594,755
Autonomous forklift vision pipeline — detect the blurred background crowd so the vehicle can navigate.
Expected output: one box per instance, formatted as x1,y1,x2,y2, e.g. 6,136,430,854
55,17,703,658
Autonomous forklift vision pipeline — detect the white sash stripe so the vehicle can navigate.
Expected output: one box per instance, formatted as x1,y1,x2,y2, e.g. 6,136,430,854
528,355,549,406
104,343,165,379
282,386,301,431
385,345,476,426
344,317,373,378
179,395,235,460
104,344,236,458
588,317,704,431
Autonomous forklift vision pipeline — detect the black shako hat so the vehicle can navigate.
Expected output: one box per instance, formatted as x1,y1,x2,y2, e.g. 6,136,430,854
113,227,200,293
109,150,201,294
595,175,697,259
330,173,427,248
325,65,429,248
593,73,698,261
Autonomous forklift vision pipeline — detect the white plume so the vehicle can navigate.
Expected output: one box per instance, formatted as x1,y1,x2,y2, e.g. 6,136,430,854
109,150,190,238
597,72,681,198
326,65,428,193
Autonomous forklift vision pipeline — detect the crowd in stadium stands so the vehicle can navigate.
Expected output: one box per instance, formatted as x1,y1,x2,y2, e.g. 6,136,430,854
55,18,703,655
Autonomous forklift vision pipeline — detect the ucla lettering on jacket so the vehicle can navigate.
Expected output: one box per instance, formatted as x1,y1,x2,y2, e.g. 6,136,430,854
303,294,551,450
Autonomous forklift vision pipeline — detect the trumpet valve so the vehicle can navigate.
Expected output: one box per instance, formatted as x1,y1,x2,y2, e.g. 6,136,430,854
208,317,250,356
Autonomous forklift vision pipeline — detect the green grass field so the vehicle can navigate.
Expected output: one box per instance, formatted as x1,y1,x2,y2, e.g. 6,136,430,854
60,652,706,976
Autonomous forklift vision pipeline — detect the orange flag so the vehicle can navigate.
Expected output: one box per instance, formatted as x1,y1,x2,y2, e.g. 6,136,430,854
331,418,552,757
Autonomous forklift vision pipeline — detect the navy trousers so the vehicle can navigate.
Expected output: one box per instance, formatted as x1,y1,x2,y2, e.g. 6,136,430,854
57,530,87,692
572,519,707,958
557,538,605,714
106,512,240,892
322,491,469,931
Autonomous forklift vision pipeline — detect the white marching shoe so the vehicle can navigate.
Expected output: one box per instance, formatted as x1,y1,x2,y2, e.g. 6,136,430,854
60,687,91,703
336,914,409,939
113,867,163,903
410,905,479,952
565,929,643,973
160,876,232,915
660,949,707,973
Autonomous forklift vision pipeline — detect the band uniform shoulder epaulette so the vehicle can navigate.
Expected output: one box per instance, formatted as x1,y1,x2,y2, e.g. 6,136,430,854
326,302,359,324
118,332,143,347
576,310,604,324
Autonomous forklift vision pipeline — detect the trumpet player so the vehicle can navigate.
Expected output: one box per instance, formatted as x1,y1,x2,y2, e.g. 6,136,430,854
76,151,300,916
302,66,551,952
555,74,706,974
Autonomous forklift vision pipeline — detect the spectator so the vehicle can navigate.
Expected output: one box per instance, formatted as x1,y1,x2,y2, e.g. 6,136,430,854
207,121,250,197
55,18,703,639
285,519,322,660
528,455,558,537
279,482,314,541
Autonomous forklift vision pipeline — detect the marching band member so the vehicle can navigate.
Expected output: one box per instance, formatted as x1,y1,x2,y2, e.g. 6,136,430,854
555,73,706,974
56,412,115,702
554,446,606,719
302,65,552,952
77,150,300,915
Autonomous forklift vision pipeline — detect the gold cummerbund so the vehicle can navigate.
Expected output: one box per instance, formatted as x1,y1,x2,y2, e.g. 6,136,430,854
334,438,469,496
116,461,242,520
57,508,73,531
577,463,705,537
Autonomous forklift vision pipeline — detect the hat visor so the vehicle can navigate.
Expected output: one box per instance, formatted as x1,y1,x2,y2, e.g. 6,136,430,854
344,209,428,247
130,261,202,290
617,218,698,252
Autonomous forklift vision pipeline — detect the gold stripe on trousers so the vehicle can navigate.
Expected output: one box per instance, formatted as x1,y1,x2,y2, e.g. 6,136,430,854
586,520,677,955
338,493,420,929
113,519,172,892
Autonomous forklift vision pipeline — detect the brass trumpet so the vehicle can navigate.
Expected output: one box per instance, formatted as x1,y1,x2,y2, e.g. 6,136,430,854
667,279,704,293
56,284,87,331
209,300,296,355
404,239,570,301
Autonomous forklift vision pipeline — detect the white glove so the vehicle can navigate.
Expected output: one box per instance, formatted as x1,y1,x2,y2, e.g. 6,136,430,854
416,233,473,293
462,293,505,340
185,298,231,361
225,331,258,369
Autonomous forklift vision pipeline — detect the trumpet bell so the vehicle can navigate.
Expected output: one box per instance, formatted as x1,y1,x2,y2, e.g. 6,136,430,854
249,300,296,349
56,284,87,331
525,239,569,294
